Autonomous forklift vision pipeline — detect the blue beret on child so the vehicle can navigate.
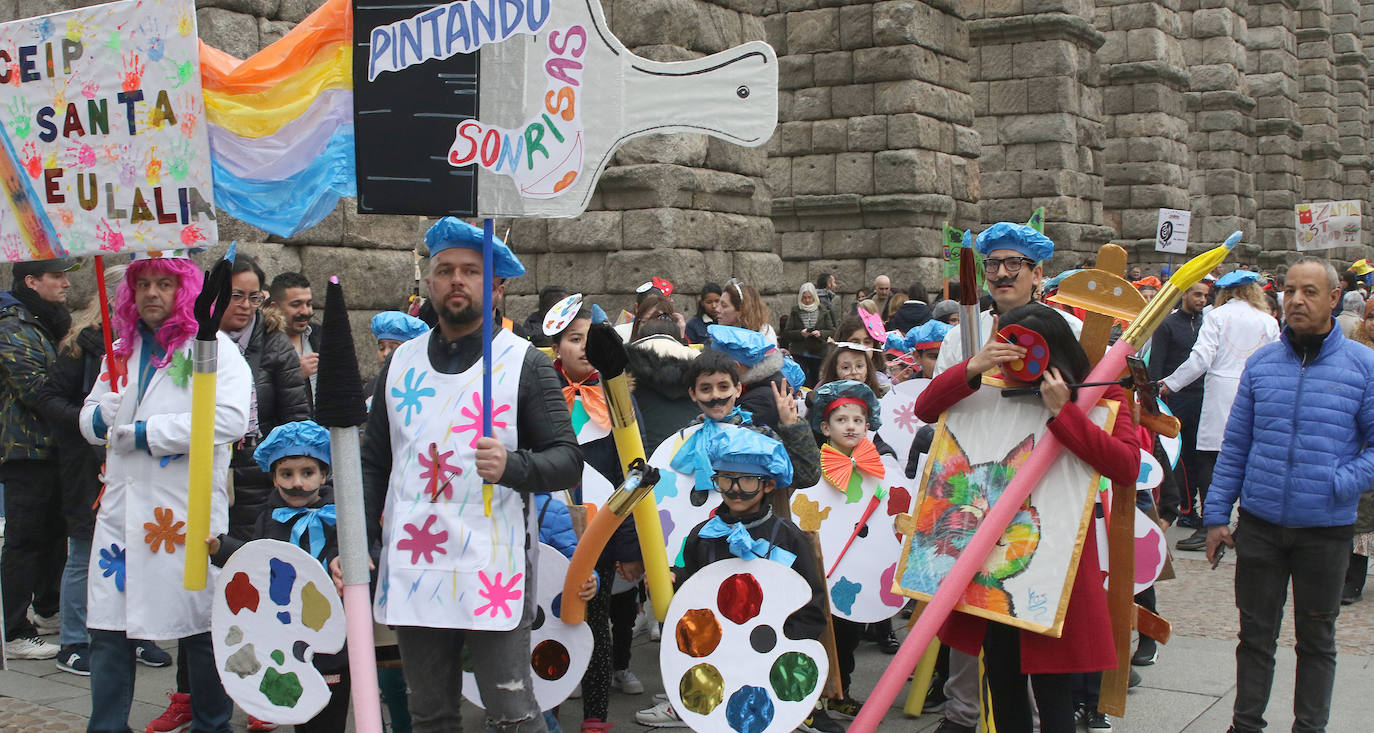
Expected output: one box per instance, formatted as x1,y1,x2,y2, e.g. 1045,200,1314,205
1216,270,1259,288
371,311,430,343
976,222,1055,263
707,325,777,368
705,423,794,489
906,320,954,350
780,357,806,392
808,379,882,432
424,217,526,278
254,421,332,473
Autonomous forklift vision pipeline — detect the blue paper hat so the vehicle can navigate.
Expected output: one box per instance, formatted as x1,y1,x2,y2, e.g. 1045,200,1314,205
1041,268,1082,294
424,217,526,278
370,311,430,343
808,379,882,432
884,330,910,353
976,222,1055,263
707,324,777,368
254,420,332,473
1216,270,1259,288
780,357,806,392
590,304,609,324
906,320,953,350
704,423,794,489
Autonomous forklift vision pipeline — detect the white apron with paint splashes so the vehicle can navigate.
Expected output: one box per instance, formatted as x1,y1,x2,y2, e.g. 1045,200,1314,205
79,331,251,639
374,329,531,631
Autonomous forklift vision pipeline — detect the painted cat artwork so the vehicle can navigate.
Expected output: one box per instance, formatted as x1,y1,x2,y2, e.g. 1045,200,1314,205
894,381,1115,636
212,540,346,724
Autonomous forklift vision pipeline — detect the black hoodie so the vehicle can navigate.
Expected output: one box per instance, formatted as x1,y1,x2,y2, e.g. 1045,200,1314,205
36,326,106,539
624,335,702,451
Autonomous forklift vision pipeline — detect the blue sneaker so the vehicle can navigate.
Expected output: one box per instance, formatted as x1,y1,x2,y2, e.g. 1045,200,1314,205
135,640,172,667
56,644,90,676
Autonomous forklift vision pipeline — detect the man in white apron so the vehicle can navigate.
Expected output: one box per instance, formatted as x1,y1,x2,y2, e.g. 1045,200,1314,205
359,218,582,733
79,252,252,733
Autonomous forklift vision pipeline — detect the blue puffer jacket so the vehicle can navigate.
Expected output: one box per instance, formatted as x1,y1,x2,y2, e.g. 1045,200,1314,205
1206,322,1374,528
534,493,579,559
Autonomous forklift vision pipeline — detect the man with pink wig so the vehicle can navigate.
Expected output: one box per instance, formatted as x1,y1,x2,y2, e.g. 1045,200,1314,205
78,251,252,733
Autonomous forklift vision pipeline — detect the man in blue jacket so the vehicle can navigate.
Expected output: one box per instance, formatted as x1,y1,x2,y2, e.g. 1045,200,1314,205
1206,257,1374,733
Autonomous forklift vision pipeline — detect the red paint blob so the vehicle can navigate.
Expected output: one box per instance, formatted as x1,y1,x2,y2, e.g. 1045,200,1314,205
225,572,259,615
886,485,911,517
717,573,764,625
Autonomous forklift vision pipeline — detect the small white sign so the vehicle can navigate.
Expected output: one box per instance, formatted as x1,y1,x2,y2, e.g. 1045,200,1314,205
1295,200,1362,252
1155,208,1191,254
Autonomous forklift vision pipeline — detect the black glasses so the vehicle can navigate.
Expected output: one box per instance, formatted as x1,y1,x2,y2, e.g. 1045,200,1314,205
230,291,266,306
984,256,1036,275
711,473,768,499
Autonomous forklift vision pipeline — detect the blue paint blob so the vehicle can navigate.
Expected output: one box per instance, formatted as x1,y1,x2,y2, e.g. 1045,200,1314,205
550,593,562,619
725,685,774,733
277,611,292,624
269,557,297,607
830,576,862,616
1027,361,1042,375
1031,345,1045,359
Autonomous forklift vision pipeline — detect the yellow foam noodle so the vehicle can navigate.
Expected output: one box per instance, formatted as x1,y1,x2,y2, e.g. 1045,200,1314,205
183,370,217,590
203,45,351,139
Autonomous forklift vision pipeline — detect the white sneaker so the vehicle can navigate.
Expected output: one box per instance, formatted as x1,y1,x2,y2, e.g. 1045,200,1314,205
5,635,60,660
612,669,645,694
635,701,686,728
28,608,60,636
650,622,662,642
633,608,653,638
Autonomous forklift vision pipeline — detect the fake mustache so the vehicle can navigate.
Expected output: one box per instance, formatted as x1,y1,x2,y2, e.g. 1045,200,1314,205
699,396,733,409
279,487,317,498
989,277,1018,288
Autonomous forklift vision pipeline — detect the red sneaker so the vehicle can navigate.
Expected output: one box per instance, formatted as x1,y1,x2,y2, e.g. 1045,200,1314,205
144,692,191,733
581,719,615,732
247,716,278,731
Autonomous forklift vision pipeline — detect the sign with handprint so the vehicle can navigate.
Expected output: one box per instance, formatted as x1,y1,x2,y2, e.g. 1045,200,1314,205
351,0,777,218
0,0,215,263
212,540,345,725
894,377,1118,636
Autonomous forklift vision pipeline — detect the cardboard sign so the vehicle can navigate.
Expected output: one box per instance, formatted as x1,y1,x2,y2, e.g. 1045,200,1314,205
0,0,216,263
1295,200,1362,252
1155,208,1190,254
352,0,778,218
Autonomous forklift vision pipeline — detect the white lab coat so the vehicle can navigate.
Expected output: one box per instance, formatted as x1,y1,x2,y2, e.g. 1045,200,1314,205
1160,300,1279,451
79,331,251,639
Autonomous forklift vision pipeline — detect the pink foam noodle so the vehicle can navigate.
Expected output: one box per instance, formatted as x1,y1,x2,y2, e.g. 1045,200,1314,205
344,583,383,733
850,339,1134,731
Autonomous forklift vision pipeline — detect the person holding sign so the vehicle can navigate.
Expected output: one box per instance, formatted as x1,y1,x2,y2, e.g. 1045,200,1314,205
355,218,582,733
78,253,251,733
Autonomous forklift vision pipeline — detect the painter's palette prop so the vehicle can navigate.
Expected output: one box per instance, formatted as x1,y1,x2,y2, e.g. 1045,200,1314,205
0,0,216,263
661,558,827,733
895,379,1117,635
212,540,345,724
1094,507,1167,595
877,378,929,463
997,325,1049,383
790,452,910,623
352,0,777,218
648,424,715,568
542,293,584,336
463,542,592,711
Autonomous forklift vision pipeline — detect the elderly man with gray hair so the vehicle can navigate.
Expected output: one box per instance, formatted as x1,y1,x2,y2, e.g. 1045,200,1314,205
1336,289,1366,339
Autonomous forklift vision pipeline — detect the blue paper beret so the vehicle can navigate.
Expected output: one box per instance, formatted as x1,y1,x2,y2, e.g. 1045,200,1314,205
254,420,332,473
707,324,777,367
780,357,806,392
976,222,1055,263
704,423,794,489
1216,270,1259,288
808,379,882,432
906,320,953,350
424,217,526,278
1041,268,1082,294
370,311,430,343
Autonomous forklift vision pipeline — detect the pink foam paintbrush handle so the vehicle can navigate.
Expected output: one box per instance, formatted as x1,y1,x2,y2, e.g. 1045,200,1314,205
850,340,1133,732
344,584,383,733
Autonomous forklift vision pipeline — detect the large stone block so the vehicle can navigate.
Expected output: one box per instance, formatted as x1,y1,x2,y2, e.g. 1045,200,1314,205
779,231,823,261
342,204,430,251
874,149,939,194
536,252,609,294
813,51,855,86
623,208,710,251
299,246,412,310
1011,41,1078,79
605,250,708,293
197,7,261,59
836,153,875,194
730,251,785,292
839,4,874,50
853,45,942,83
548,211,623,252
848,116,889,152
812,119,849,153
792,155,837,195
787,8,841,53
200,0,281,18
831,84,876,116
792,87,834,120
821,229,879,258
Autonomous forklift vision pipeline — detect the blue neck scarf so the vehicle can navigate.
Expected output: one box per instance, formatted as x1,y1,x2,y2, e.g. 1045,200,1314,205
697,514,796,567
670,407,754,494
271,504,337,563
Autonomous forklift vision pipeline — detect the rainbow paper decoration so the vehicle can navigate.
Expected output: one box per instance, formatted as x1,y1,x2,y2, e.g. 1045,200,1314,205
199,0,354,237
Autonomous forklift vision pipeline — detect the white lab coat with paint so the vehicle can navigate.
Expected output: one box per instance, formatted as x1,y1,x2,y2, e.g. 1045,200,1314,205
1160,300,1279,452
933,308,1083,378
79,331,251,640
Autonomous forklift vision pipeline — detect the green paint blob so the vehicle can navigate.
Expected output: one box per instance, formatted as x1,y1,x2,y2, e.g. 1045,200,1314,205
769,651,819,702
260,668,303,708
271,649,285,665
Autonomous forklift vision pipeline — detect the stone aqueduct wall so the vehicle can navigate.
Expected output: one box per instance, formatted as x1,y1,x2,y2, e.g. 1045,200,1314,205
3,0,1372,373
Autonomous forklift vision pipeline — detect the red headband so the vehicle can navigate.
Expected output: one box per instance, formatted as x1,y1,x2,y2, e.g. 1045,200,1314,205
824,396,869,418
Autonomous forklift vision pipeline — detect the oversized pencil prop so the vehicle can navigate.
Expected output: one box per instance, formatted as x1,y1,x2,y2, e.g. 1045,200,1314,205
850,231,1242,732
826,486,888,578
314,278,383,733
94,257,123,393
184,248,235,590
560,459,660,624
481,219,496,516
579,322,675,620
958,230,981,361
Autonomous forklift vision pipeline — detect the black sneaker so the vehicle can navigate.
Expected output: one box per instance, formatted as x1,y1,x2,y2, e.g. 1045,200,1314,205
826,697,862,720
798,706,843,733
933,718,976,733
1177,512,1202,529
1175,527,1207,551
56,644,90,676
878,631,900,654
135,640,172,667
1086,710,1113,731
1131,638,1157,666
1129,668,1141,688
923,674,948,713
1074,703,1090,727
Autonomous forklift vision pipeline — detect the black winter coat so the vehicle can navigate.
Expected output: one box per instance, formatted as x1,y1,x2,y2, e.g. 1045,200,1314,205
885,300,933,335
625,335,701,452
228,316,313,539
35,327,106,539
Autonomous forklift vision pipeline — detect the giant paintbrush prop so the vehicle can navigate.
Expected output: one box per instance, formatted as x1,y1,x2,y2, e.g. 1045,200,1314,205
850,231,1243,732
560,459,660,624
184,247,234,590
958,229,982,361
314,278,383,733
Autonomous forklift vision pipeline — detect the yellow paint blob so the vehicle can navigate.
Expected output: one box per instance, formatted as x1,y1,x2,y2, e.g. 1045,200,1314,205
301,581,331,631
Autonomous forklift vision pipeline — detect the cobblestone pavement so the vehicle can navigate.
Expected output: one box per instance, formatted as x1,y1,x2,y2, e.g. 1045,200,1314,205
5,525,1374,732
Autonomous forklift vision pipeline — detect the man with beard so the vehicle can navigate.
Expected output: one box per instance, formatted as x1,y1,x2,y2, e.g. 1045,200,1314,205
1,257,76,660
357,217,581,732
269,271,320,404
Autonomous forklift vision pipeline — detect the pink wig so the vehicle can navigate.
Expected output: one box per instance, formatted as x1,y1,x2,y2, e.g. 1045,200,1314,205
114,258,203,367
